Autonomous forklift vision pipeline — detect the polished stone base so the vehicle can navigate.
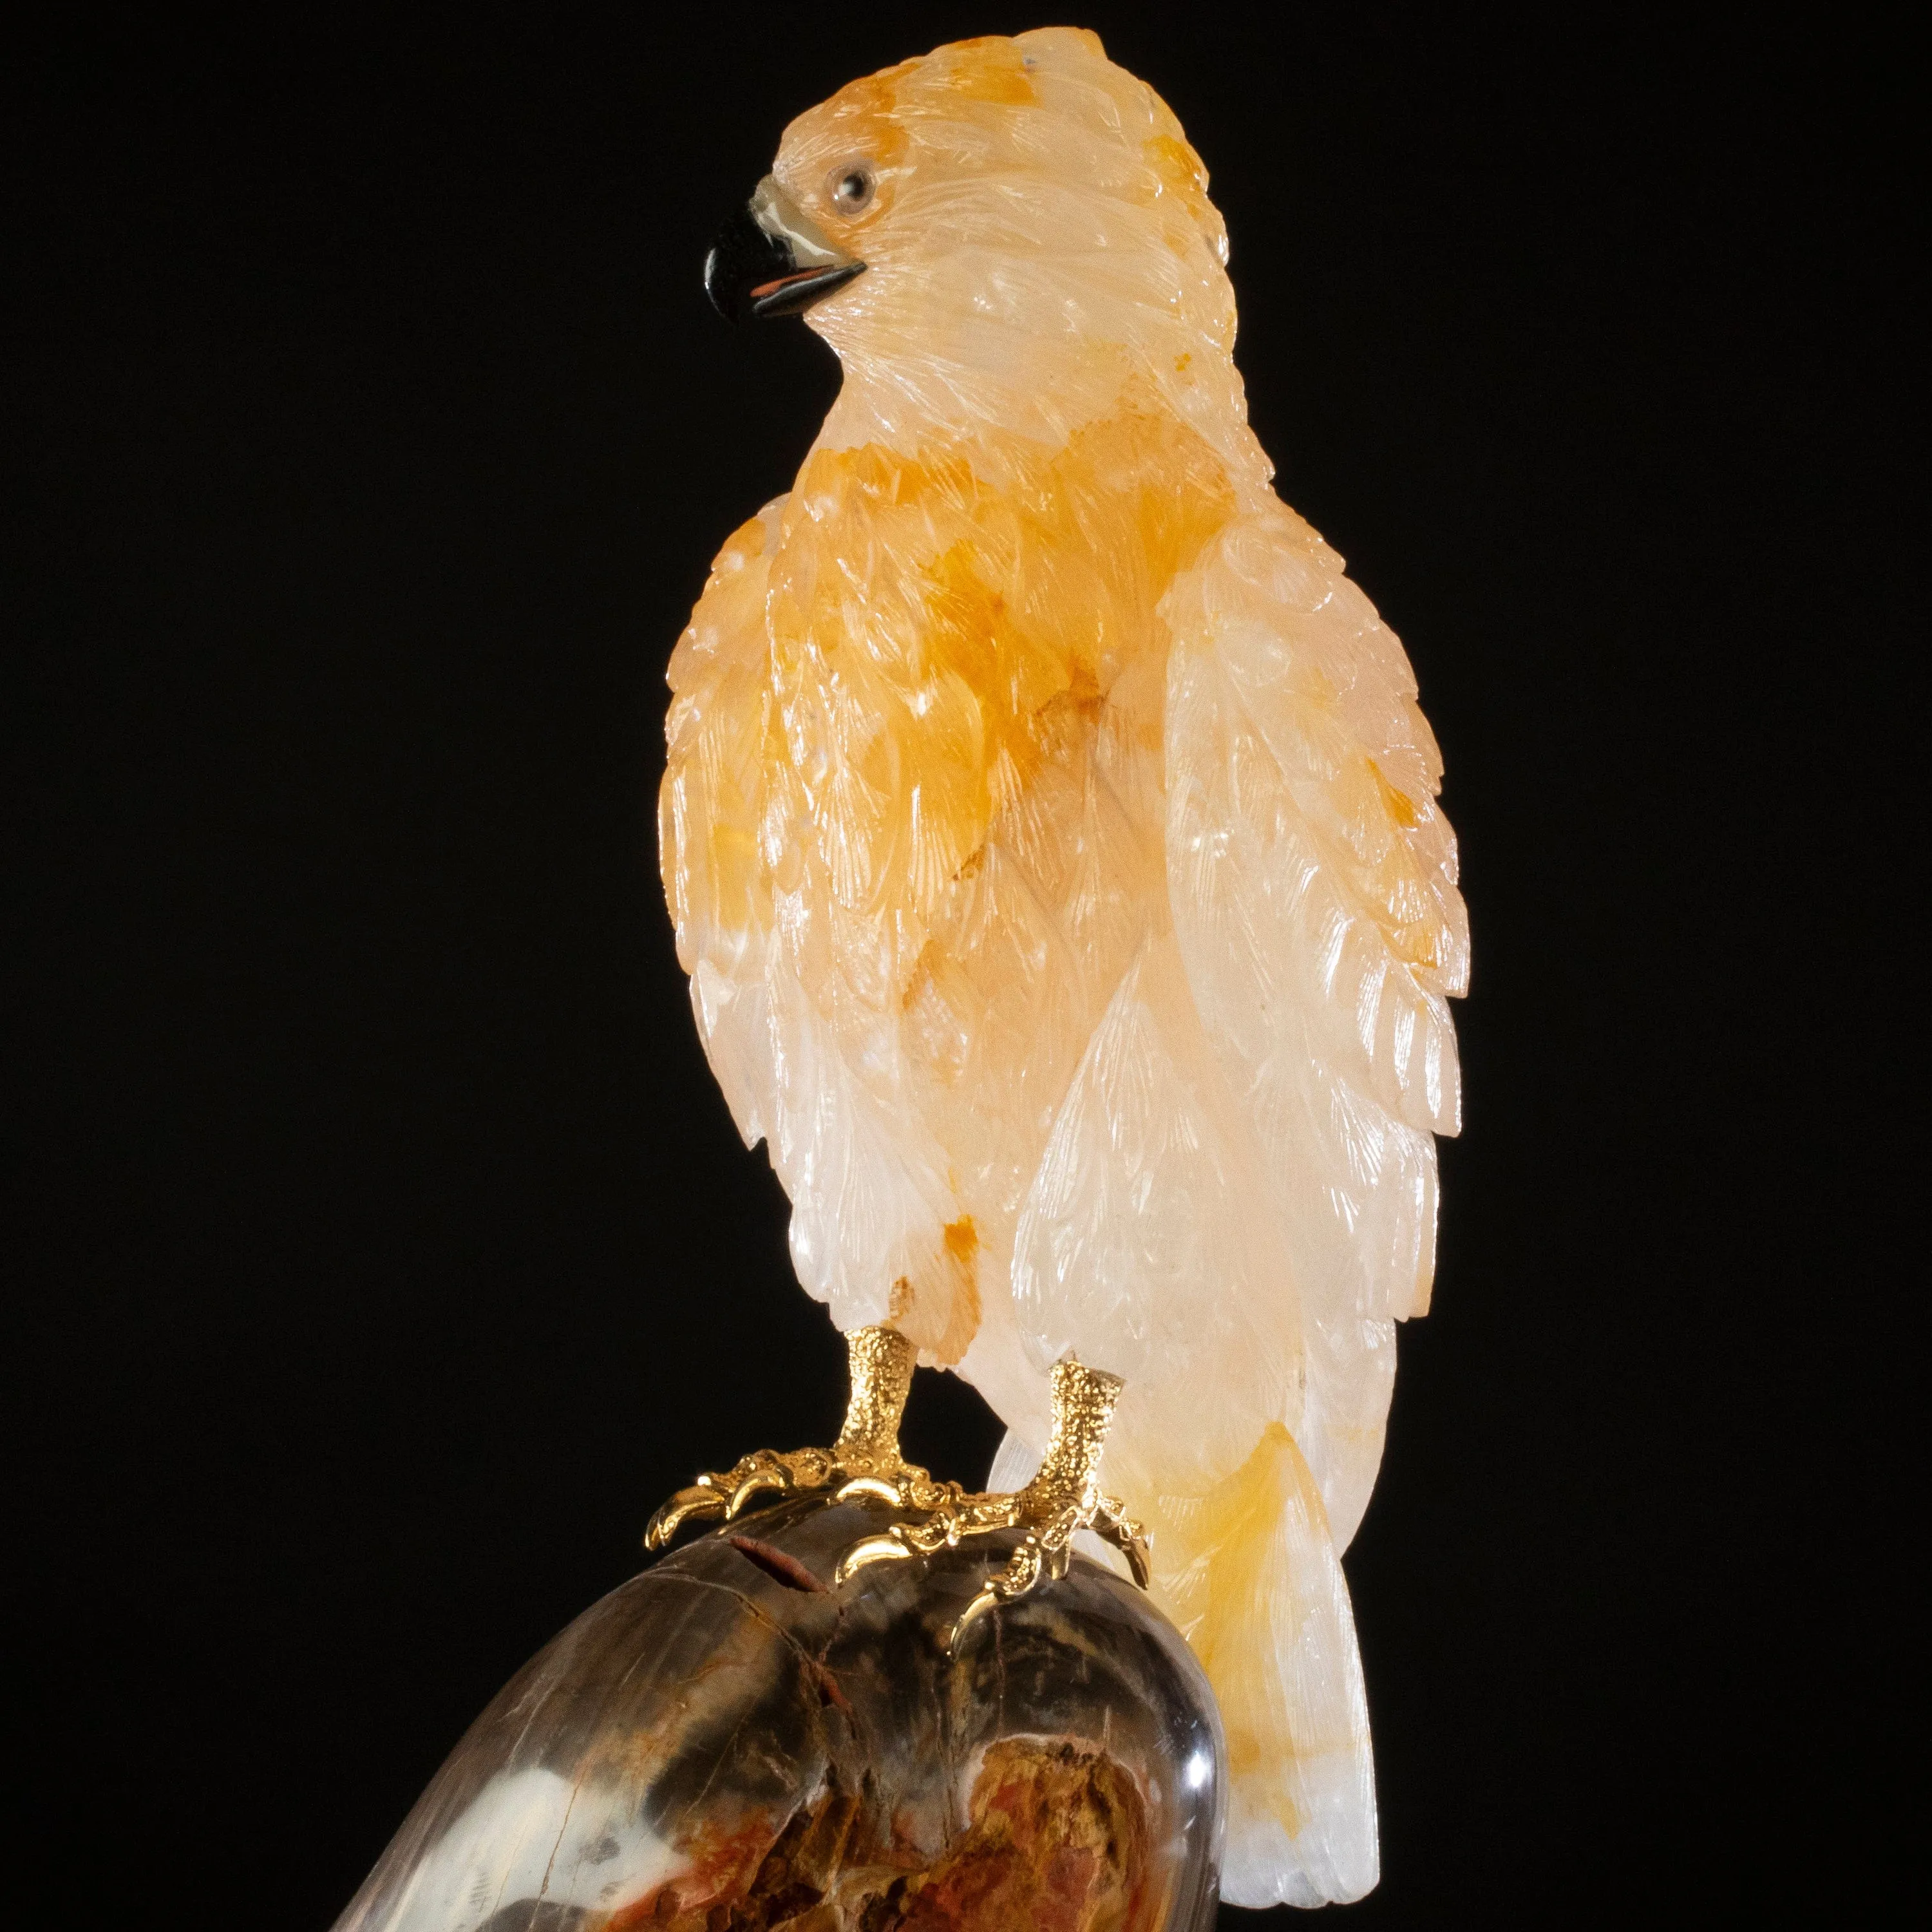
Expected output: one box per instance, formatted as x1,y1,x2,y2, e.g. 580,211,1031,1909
334,1496,1225,1930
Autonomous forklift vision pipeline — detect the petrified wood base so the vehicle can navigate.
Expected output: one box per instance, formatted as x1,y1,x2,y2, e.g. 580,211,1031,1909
334,1497,1225,1931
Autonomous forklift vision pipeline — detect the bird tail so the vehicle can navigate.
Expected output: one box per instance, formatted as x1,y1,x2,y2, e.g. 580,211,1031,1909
996,1420,1379,1907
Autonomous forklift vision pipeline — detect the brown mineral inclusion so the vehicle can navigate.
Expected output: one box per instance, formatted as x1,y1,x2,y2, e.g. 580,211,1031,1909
335,1499,1223,1931
633,1737,1150,1928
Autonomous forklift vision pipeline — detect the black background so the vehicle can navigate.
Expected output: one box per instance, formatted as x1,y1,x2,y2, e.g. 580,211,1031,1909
6,6,1901,1924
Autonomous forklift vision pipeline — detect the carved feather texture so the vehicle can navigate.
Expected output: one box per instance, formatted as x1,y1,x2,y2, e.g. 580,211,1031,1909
661,28,1465,1906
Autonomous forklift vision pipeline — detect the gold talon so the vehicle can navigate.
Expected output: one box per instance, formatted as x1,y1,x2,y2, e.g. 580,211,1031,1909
645,1485,729,1551
835,1474,908,1504
948,1535,1048,1649
834,1530,916,1584
645,1325,930,1551
727,1469,791,1517
834,1354,1151,1640
1108,1523,1153,1589
949,1582,1000,1645
1002,1537,1046,1596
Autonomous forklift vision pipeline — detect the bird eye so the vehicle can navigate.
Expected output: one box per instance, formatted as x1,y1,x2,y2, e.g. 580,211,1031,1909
827,164,876,216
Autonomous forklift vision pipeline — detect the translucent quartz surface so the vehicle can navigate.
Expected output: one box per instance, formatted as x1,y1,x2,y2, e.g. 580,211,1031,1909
334,1498,1225,1931
660,27,1465,1903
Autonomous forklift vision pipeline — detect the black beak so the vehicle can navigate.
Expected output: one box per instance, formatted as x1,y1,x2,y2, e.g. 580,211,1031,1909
703,185,865,325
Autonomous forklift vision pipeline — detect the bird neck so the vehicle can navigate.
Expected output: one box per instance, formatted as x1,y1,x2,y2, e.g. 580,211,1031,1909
811,325,1276,506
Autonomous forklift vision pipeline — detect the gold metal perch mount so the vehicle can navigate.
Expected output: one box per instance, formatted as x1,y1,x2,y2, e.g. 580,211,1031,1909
837,1353,1150,1650
645,1325,940,1549
646,1327,1149,1647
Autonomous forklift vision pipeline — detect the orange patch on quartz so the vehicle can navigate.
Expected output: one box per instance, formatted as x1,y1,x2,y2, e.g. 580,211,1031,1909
1150,1424,1326,1826
888,1214,983,1367
717,515,766,569
1143,134,1210,219
1361,758,1446,972
1368,757,1421,829
943,1213,979,1268
805,64,911,168
942,39,1037,106
667,396,1236,1371
759,394,1235,960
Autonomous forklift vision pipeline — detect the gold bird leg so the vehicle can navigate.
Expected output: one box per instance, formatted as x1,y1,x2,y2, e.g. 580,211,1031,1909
835,1355,1151,1649
645,1324,936,1550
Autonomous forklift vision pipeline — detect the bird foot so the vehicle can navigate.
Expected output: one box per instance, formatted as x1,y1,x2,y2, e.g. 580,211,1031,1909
834,1356,1150,1648
646,1444,840,1548
645,1325,922,1551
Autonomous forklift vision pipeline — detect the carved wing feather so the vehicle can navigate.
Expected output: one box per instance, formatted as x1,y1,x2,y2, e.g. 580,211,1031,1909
1161,504,1466,1546
662,500,966,1348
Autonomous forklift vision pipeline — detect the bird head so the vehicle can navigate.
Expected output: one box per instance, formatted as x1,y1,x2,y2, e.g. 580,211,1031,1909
704,28,1270,489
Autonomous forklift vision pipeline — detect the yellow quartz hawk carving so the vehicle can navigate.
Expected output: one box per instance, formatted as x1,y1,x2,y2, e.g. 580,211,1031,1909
654,29,1467,1910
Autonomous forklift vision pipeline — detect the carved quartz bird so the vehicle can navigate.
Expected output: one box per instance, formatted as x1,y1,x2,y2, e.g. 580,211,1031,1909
650,28,1466,1909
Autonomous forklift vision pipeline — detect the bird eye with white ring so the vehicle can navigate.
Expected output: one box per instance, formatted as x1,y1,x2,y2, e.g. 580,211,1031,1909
826,163,876,216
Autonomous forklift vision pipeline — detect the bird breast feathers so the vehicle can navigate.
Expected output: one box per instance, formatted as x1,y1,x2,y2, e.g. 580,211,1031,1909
665,435,1464,1090
662,409,1463,1387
